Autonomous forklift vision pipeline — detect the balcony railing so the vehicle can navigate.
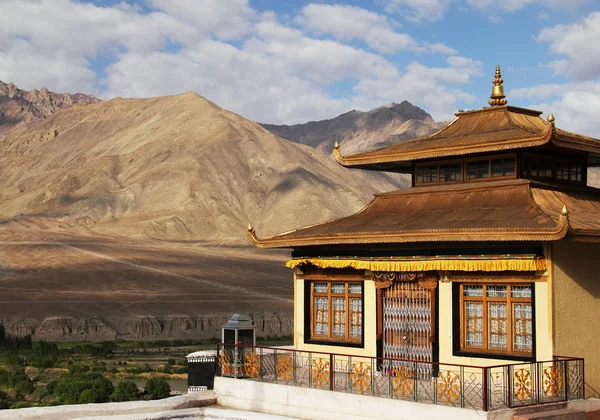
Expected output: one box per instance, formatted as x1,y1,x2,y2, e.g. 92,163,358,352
216,343,584,412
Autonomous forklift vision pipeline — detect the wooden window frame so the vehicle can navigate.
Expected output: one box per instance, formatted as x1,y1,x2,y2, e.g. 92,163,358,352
458,283,533,358
521,153,554,180
521,153,586,184
414,153,517,186
309,280,364,345
464,153,517,182
414,159,463,186
555,157,584,183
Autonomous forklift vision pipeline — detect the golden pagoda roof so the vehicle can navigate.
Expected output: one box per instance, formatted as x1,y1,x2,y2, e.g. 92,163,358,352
333,106,600,172
248,179,600,248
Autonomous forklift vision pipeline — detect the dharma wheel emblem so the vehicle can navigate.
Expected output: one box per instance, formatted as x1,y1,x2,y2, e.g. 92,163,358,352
351,362,372,392
276,355,293,383
514,369,533,401
392,366,414,397
543,366,563,397
244,351,260,378
436,371,460,402
311,358,330,387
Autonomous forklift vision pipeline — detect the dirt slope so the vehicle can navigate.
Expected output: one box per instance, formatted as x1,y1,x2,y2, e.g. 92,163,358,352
0,92,405,243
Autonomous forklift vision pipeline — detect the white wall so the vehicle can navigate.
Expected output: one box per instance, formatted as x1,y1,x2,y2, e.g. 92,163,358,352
214,376,488,420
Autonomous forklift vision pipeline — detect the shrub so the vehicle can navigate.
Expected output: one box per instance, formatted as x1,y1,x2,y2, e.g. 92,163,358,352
14,380,35,397
144,378,170,400
113,380,139,402
167,358,176,366
78,389,94,404
47,371,114,405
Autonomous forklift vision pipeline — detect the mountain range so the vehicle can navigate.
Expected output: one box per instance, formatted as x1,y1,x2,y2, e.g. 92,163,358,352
261,101,443,155
0,82,429,243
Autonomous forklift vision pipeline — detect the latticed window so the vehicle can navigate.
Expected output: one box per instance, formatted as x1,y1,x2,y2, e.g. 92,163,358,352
311,282,363,343
460,284,533,356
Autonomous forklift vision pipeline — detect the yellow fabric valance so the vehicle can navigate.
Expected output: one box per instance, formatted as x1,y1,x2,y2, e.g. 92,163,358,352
286,257,546,272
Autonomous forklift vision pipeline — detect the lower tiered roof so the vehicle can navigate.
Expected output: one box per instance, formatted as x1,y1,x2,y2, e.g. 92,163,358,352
248,179,600,248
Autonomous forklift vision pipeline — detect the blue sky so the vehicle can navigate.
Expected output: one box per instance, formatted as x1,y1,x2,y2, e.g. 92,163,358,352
1,0,599,134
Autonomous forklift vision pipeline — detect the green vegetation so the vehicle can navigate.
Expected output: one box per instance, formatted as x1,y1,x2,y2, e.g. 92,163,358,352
0,329,293,410
46,368,114,404
113,380,139,402
144,377,171,400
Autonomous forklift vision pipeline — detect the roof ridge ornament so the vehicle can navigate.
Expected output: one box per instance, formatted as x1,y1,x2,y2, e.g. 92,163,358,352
547,113,556,131
489,65,507,107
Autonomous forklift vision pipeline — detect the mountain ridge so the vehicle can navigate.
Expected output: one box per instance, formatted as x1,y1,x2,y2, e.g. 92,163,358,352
0,80,100,137
260,100,444,155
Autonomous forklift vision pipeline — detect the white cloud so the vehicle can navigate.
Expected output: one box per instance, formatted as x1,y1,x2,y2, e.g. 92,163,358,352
0,0,482,125
382,0,452,22
298,4,456,54
148,0,256,40
537,12,600,81
508,81,600,137
353,57,483,120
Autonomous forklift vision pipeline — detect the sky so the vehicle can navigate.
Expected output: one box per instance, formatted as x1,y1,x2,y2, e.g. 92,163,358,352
1,0,600,135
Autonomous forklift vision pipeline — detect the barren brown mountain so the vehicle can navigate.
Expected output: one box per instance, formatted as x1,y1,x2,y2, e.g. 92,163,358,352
261,101,443,155
0,91,410,340
0,92,409,243
0,80,100,137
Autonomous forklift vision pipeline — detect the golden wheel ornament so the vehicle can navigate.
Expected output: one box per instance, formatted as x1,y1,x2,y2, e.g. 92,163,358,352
351,362,372,392
244,351,260,378
392,366,414,397
543,366,562,397
436,371,460,402
514,369,533,401
218,352,233,375
276,355,293,383
311,358,330,387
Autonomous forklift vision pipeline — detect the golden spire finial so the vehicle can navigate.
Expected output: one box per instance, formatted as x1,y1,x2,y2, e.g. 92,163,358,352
334,141,340,150
561,205,569,216
489,65,507,107
247,224,254,232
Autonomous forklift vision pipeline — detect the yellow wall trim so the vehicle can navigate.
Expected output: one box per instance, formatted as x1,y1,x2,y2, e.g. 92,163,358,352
287,257,546,272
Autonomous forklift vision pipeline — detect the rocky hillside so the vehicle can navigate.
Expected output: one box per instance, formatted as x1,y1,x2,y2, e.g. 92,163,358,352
0,313,292,342
261,101,443,155
0,92,405,243
0,80,100,137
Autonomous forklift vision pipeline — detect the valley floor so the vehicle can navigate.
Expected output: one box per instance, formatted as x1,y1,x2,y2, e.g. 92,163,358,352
0,229,293,341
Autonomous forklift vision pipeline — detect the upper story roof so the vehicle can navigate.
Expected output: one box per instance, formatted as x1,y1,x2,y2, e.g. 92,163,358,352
333,67,600,172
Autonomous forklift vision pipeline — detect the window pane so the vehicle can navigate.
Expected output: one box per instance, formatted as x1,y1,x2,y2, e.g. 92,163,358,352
314,296,329,336
314,283,328,293
331,283,345,294
439,162,462,182
348,284,362,294
416,165,438,183
488,302,507,350
466,160,490,179
465,302,483,348
332,297,346,337
349,297,362,339
491,159,504,177
487,286,507,298
513,303,533,352
463,285,483,297
511,286,532,298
